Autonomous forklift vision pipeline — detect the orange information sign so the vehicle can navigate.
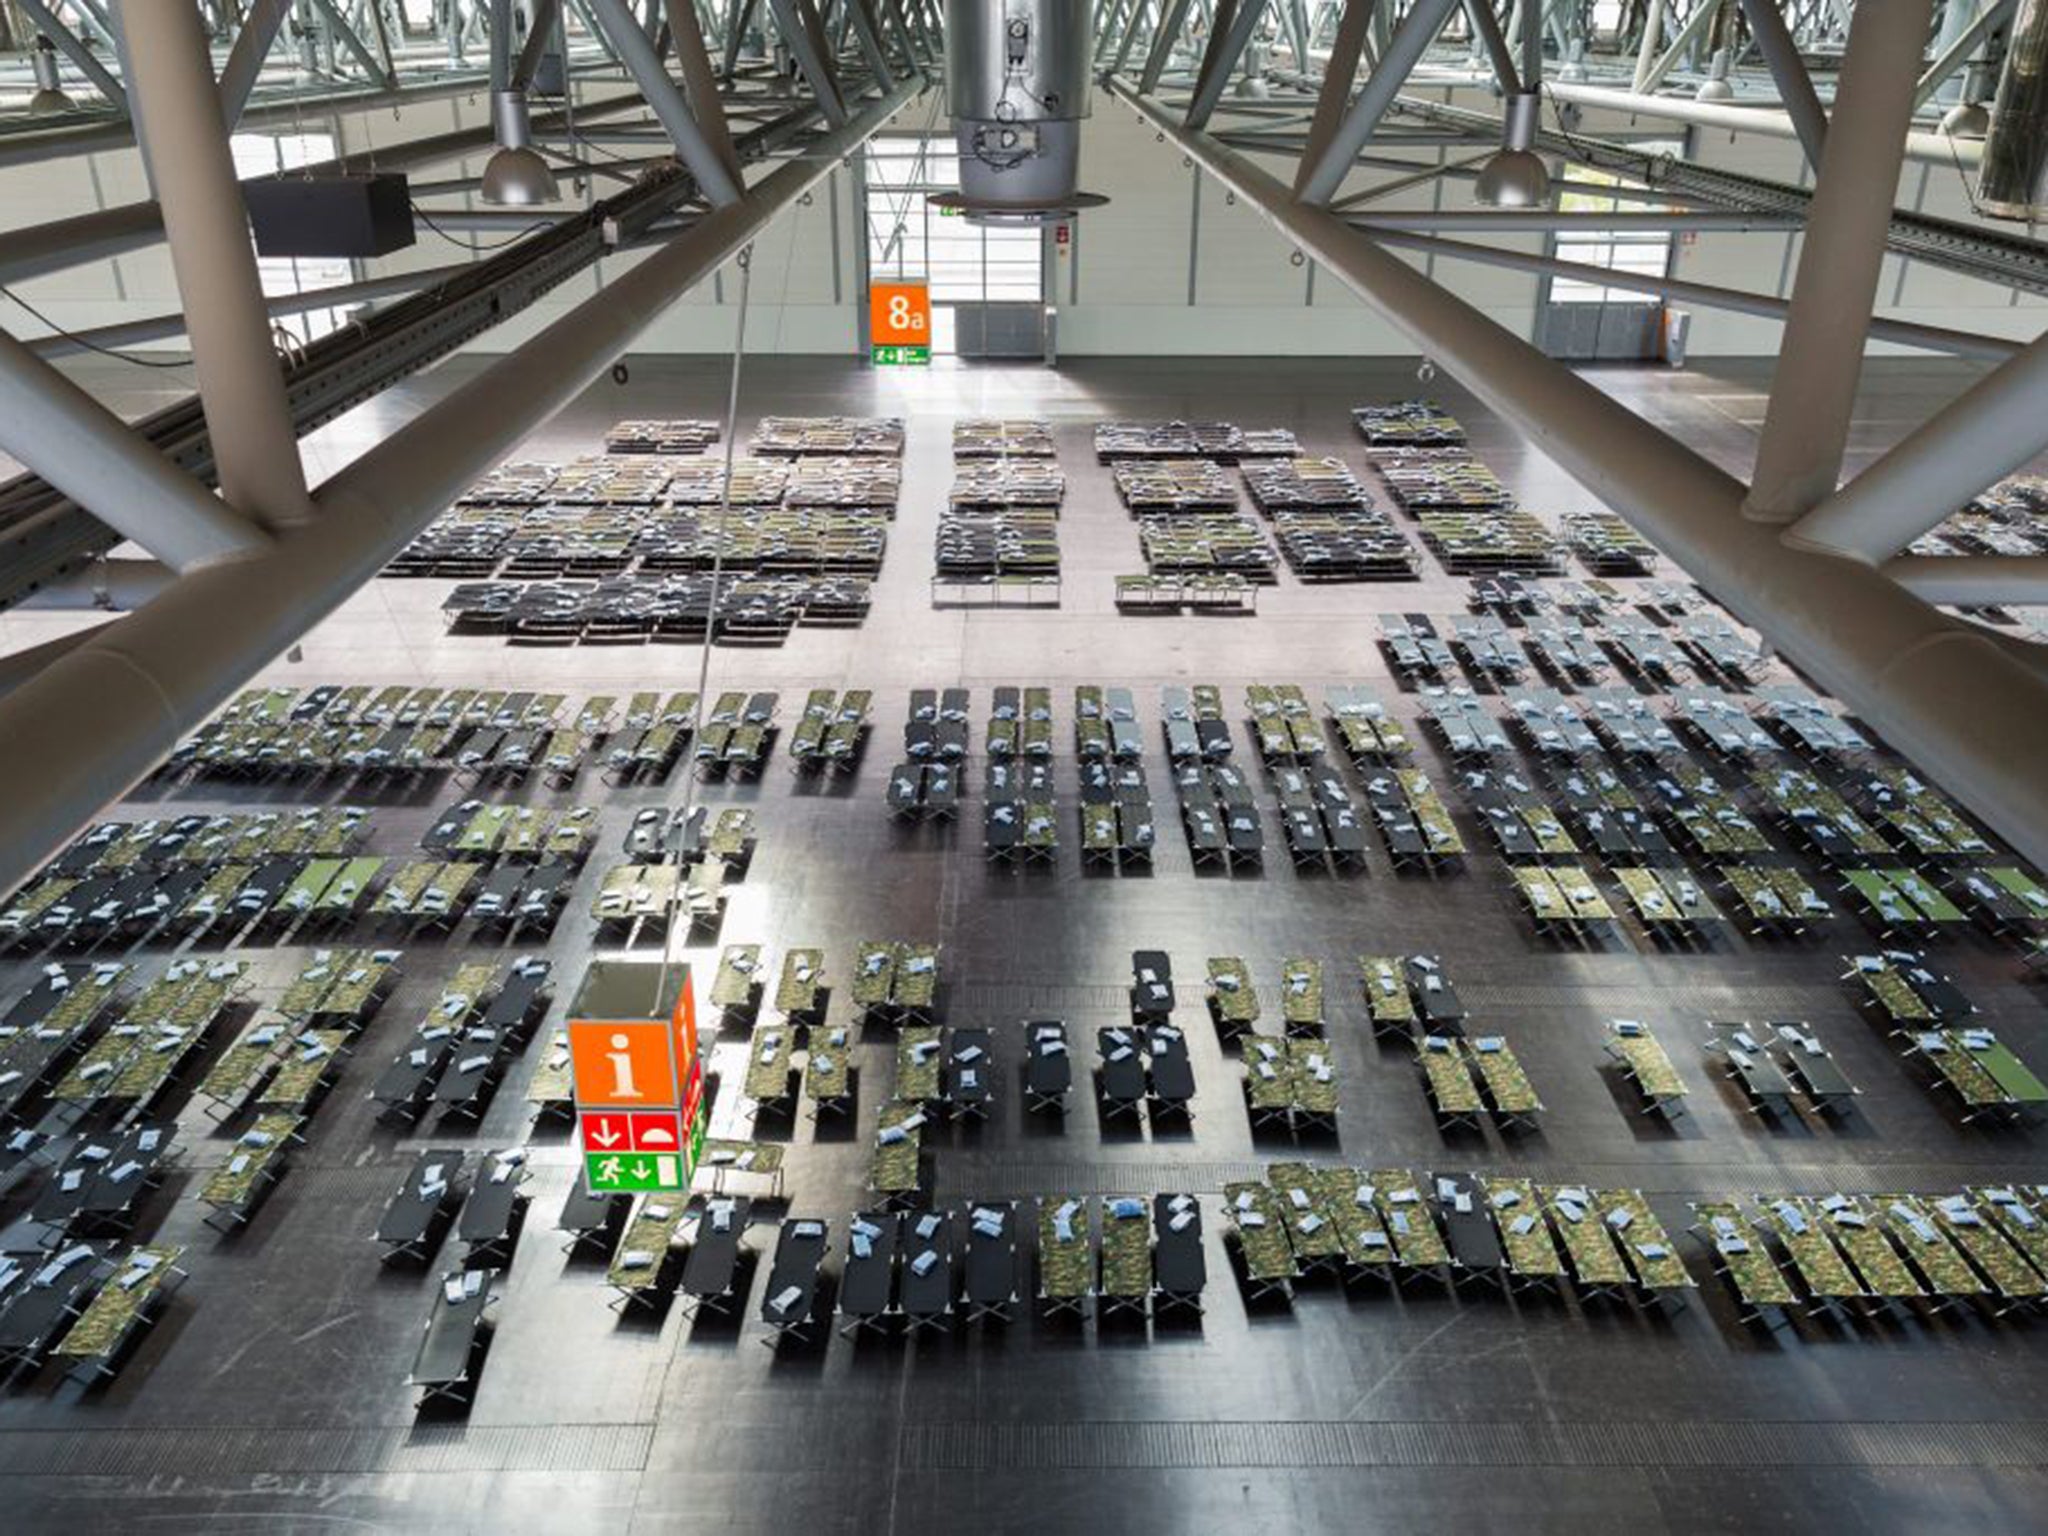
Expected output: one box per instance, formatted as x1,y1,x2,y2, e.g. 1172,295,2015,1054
870,279,931,364
567,1018,677,1108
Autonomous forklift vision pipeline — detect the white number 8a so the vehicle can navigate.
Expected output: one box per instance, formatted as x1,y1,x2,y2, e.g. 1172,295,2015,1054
887,294,925,332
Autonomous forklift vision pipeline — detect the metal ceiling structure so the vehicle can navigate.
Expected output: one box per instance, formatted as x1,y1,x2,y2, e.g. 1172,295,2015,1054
0,0,2042,886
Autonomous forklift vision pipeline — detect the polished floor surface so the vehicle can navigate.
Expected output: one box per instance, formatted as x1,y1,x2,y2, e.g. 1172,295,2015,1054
1,355,2046,1535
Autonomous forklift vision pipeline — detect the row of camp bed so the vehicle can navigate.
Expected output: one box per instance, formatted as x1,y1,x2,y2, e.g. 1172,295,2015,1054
1077,760,1157,868
1646,762,1776,859
1378,613,1458,684
850,941,940,1023
175,712,592,782
1612,866,1723,943
1676,616,1767,686
934,508,1061,586
1097,420,1297,463
0,963,134,1123
603,690,698,781
788,688,872,772
425,801,599,863
1449,613,1527,686
1563,510,1658,575
193,953,405,1117
1468,572,1549,620
623,806,755,869
591,862,727,934
23,1120,178,1243
604,417,720,454
1416,1033,1544,1132
985,762,1059,864
1547,760,1676,862
1690,1187,2048,1326
1074,686,1144,760
1136,513,1280,581
1719,862,1834,937
1894,1025,2048,1126
1173,761,1264,868
378,856,575,935
1506,687,1600,758
886,761,961,820
369,959,553,1127
1204,956,1326,1037
36,808,371,884
0,1239,188,1384
953,418,1056,457
1425,687,1511,759
1519,617,1611,685
1241,457,1377,514
1461,768,1580,861
1244,684,1327,761
691,691,778,777
1602,615,1692,687
986,686,1055,758
1752,766,1892,863
1095,1023,1195,1121
1271,508,1419,580
443,574,869,644
1326,685,1410,762
1360,953,1468,1036
879,1023,996,1121
1673,691,1777,759
1702,1021,1859,1120
48,959,250,1115
1242,1037,1340,1133
1840,867,1970,940
1354,400,1466,447
949,459,1065,509
1160,685,1233,762
1360,768,1466,869
906,688,971,762
1511,866,1617,941
751,415,905,457
1755,686,1870,761
1854,767,1997,861
1263,766,1365,868
165,686,590,775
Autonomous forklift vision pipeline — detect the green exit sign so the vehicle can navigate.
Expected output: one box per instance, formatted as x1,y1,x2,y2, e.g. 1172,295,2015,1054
871,344,930,366
585,1151,686,1193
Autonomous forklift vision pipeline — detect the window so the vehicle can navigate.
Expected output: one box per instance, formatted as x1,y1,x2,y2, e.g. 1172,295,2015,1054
230,131,358,344
1548,150,1681,306
865,135,1043,355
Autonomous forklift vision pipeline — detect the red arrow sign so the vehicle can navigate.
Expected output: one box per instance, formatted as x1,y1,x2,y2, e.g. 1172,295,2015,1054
579,1110,631,1154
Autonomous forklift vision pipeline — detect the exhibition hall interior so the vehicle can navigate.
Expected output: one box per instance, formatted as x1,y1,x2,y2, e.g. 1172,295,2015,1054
0,0,2045,1530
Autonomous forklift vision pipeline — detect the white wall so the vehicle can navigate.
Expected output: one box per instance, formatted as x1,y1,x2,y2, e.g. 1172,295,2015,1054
2,78,2041,360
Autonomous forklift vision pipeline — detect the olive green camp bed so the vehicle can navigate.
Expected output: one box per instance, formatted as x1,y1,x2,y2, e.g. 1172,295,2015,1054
1222,1181,1296,1301
1465,1035,1542,1129
309,856,383,919
1267,1161,1346,1275
773,948,825,1017
695,1139,786,1198
1595,1188,1694,1305
892,944,939,1020
199,1113,302,1230
1903,1030,2029,1123
255,1029,350,1113
1691,1201,1796,1324
1305,1166,1398,1279
896,1025,944,1102
1038,1196,1094,1316
1206,956,1260,1029
454,805,516,855
275,858,343,919
711,944,763,1015
1417,1034,1484,1130
414,862,481,925
1360,956,1415,1034
1099,1197,1155,1316
1481,1177,1564,1290
1278,959,1323,1033
180,863,253,929
851,941,899,1011
197,1015,293,1115
1367,1169,1451,1282
1541,1184,1632,1300
870,1101,925,1205
1080,801,1119,863
591,863,679,926
526,1029,574,1120
1396,769,1465,859
682,861,726,925
51,1244,186,1382
743,1023,796,1107
1604,1019,1689,1119
804,1024,855,1115
608,1195,689,1306
707,808,755,863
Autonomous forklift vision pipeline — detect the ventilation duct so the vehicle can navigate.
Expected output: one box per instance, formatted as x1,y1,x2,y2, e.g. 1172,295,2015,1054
938,0,1104,219
1979,0,2047,218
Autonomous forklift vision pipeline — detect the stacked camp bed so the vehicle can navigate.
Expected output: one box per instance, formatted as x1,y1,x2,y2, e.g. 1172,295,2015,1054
751,415,905,457
953,418,1056,457
1135,513,1279,581
1603,1019,1689,1118
1325,685,1409,762
1563,510,1657,574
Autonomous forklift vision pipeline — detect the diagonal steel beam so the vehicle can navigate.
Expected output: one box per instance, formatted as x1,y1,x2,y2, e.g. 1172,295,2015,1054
307,0,397,85
218,0,296,126
666,0,744,181
1187,0,1271,128
589,0,747,203
1462,0,1520,93
1139,0,1196,93
764,0,848,122
1289,0,1370,197
1296,0,1462,205
1738,0,1826,166
1913,0,2016,108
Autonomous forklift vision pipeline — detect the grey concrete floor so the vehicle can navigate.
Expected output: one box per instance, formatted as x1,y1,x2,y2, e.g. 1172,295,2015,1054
1,355,2046,1535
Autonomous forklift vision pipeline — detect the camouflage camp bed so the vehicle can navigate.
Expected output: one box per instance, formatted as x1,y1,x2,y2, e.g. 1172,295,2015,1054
1723,864,1832,936
179,863,253,931
851,941,899,1011
255,1030,350,1113
1080,801,1119,864
1222,1181,1296,1301
694,1140,786,1199
1038,1196,1094,1316
1900,1029,2031,1124
1417,1034,1483,1130
375,859,440,917
707,808,754,865
1595,1188,1694,1306
50,1244,186,1382
804,1024,855,1115
1465,1035,1542,1129
682,861,726,927
1799,1195,1924,1306
1542,1184,1632,1300
711,944,763,1017
196,1015,293,1115
869,1101,926,1206
525,1030,575,1122
896,1025,944,1102
1099,1197,1156,1316
591,863,679,928
1481,1177,1564,1290
1874,1194,1986,1310
1207,956,1260,1030
1974,1187,2048,1288
1920,1192,2046,1315
1360,956,1415,1035
1287,1039,1339,1130
1278,958,1323,1033
1751,1196,1868,1313
1305,1166,1398,1280
1604,1019,1689,1118
544,807,600,863
607,1195,688,1307
199,1113,302,1230
1367,1170,1451,1284
314,950,402,1024
774,948,825,1016
1267,1161,1346,1275
892,944,939,1020
1690,1200,1796,1325
742,1023,796,1108
1242,1036,1295,1128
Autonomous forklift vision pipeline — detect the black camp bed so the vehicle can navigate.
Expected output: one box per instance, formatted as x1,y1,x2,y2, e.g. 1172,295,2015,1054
32,1123,176,1235
1097,1026,1148,1119
1770,1022,1859,1114
376,1150,467,1264
558,1184,631,1258
945,1027,996,1120
838,1211,902,1334
1182,796,1225,865
1153,1194,1207,1313
984,800,1023,860
468,865,528,927
0,1244,112,1375
432,1029,514,1121
1132,951,1175,1017
680,1197,753,1318
898,1209,956,1332
483,960,553,1037
962,1201,1022,1323
1024,1020,1072,1112
370,1033,458,1123
1282,805,1327,864
887,762,924,816
1708,1024,1800,1119
128,867,209,931
1195,719,1232,759
1434,1172,1507,1288
923,763,959,819
512,861,574,932
1406,956,1466,1030
760,1218,831,1345
1148,1024,1196,1116
456,1151,530,1266
409,1269,498,1409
